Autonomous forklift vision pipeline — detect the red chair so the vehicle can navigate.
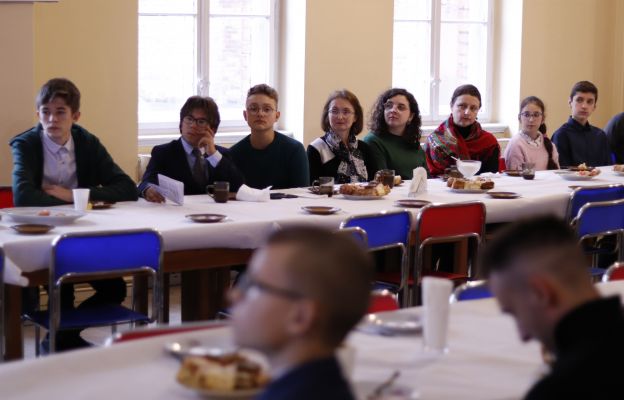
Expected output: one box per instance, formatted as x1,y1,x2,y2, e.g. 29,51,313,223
601,262,624,282
368,289,399,313
378,202,486,306
107,321,226,345
498,157,506,173
0,186,13,208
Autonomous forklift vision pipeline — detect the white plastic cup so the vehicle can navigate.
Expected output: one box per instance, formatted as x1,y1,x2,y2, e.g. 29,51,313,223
72,188,90,212
422,277,453,353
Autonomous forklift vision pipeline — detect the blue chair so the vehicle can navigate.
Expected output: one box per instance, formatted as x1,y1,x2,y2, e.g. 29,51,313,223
340,210,412,305
565,184,624,222
0,248,4,362
450,280,492,302
575,199,624,280
23,229,163,355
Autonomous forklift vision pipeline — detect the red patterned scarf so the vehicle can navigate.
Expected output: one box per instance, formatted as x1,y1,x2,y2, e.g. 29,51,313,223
425,116,499,176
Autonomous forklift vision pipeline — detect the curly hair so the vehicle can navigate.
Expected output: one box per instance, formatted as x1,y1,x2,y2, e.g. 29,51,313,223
320,89,364,138
368,88,422,144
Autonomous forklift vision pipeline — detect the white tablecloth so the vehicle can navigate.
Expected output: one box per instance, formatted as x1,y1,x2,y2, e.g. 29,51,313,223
1,167,622,285
1,281,621,400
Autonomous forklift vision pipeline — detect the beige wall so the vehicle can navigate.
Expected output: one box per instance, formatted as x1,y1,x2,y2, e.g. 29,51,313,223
2,0,624,188
33,0,138,179
0,4,35,185
519,0,622,134
297,0,394,145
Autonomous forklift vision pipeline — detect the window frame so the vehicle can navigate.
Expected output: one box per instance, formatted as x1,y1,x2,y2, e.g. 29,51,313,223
393,0,494,125
138,0,280,142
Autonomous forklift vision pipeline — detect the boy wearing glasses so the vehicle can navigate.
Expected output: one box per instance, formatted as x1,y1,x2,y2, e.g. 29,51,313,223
10,78,137,351
230,84,309,189
138,96,244,202
552,81,611,167
229,226,372,400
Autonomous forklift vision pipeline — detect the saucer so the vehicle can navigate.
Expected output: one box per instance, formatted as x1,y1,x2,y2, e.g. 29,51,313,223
11,224,54,234
301,206,341,215
186,214,227,223
394,199,431,208
487,191,520,199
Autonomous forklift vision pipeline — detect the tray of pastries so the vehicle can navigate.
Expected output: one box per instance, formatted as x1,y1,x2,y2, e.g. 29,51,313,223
446,177,494,193
339,183,391,199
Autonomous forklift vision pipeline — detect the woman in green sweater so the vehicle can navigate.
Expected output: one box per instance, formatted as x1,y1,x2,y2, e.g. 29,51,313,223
363,88,428,179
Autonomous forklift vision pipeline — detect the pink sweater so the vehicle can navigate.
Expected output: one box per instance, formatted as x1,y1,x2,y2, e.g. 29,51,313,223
504,132,559,171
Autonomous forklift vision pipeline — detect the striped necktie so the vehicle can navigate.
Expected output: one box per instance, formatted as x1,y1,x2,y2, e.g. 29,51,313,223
191,148,207,188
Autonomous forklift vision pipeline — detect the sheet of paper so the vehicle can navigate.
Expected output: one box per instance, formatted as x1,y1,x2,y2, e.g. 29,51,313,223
156,174,184,205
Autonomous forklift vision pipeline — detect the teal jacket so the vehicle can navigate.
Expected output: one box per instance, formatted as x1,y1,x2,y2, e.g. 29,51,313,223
9,124,138,206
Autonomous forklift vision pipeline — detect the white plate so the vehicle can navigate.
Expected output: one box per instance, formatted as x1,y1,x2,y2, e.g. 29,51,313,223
358,311,422,336
341,194,386,200
559,174,596,181
448,188,490,194
1,207,85,225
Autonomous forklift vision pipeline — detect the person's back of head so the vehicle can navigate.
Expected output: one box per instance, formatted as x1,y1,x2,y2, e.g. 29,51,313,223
36,78,81,113
267,227,373,347
480,215,598,351
229,225,373,367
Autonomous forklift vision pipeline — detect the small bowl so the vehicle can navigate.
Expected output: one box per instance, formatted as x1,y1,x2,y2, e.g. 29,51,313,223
11,224,54,234
186,214,227,223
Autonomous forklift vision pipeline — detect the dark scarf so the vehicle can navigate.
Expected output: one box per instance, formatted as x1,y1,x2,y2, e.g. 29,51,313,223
322,131,368,183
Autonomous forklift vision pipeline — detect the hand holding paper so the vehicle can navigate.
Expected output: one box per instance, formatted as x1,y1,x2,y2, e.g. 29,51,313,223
155,174,185,205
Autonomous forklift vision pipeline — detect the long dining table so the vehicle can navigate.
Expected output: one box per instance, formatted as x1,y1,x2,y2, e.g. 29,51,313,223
0,280,622,399
1,166,623,359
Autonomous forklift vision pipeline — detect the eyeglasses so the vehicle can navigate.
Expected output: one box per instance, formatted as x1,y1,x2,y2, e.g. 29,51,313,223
246,105,276,115
383,101,409,112
183,115,210,127
455,104,480,113
329,108,355,117
236,273,303,299
519,112,543,119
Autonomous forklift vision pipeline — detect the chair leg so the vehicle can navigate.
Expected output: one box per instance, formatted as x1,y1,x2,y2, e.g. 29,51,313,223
34,326,40,357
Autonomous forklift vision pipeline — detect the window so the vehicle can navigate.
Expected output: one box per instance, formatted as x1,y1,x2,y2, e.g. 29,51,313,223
138,0,277,137
392,0,492,123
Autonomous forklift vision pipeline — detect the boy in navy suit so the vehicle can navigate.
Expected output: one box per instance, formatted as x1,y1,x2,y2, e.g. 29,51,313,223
138,96,243,202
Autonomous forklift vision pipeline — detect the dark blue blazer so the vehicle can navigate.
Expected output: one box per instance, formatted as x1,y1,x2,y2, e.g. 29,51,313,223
137,139,244,196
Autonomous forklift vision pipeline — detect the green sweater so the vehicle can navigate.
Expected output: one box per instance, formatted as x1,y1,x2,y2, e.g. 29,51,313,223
362,132,428,179
230,132,310,189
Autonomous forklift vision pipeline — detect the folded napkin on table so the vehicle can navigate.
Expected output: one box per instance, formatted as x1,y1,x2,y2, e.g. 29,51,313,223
236,184,271,202
408,167,428,197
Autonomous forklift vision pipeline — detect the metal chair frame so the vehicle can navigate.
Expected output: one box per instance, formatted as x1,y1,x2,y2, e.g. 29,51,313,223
340,210,412,303
566,184,624,222
29,229,164,354
450,280,491,303
411,201,486,306
574,199,624,277
602,262,624,282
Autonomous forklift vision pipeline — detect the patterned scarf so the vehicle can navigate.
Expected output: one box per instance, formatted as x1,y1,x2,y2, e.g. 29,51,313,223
425,116,500,176
322,131,368,183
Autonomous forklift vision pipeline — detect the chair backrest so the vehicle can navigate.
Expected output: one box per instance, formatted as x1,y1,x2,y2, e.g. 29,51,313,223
0,248,4,362
498,157,506,173
450,280,492,302
414,202,486,246
602,262,624,282
566,184,624,222
0,186,13,208
340,210,411,251
575,199,624,240
108,321,226,345
368,289,400,313
51,229,163,282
